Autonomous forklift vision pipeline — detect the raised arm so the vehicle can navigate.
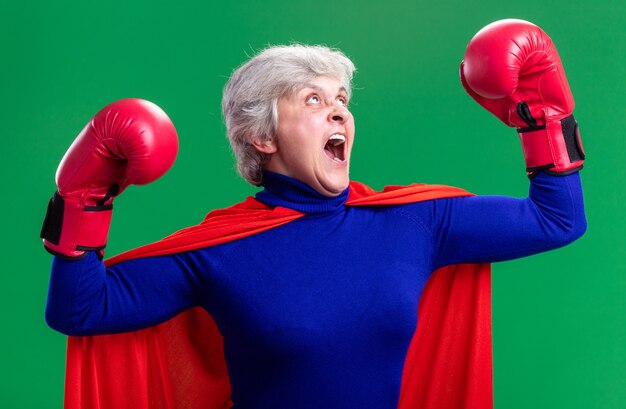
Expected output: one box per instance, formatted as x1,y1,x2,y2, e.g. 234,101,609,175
431,19,587,268
41,99,183,335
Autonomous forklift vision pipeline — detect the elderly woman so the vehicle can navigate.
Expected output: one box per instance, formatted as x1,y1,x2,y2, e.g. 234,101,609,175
43,20,585,409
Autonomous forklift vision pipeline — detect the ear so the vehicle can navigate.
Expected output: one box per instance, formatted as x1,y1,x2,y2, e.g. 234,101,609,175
251,137,277,154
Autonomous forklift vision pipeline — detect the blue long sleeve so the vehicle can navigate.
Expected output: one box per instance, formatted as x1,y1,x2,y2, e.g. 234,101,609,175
46,250,206,335
46,171,586,336
431,171,586,268
45,170,585,409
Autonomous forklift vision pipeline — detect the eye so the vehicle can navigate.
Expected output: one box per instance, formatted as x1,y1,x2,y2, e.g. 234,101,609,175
336,96,348,107
306,94,321,104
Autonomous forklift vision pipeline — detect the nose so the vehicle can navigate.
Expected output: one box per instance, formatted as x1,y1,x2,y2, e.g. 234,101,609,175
328,104,349,124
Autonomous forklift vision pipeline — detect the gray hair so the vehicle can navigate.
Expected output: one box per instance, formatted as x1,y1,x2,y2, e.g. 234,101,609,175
222,44,356,186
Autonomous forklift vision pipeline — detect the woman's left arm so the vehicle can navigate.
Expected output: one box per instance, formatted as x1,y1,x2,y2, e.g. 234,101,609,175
434,20,587,267
432,171,586,269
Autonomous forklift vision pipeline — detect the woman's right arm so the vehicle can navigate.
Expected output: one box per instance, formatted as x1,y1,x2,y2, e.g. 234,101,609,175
40,99,183,336
46,251,207,336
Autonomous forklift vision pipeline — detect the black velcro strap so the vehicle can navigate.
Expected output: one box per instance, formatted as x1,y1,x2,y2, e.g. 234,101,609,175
40,192,64,245
562,115,585,162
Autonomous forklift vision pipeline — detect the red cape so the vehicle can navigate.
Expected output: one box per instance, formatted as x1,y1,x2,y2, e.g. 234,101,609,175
64,181,492,409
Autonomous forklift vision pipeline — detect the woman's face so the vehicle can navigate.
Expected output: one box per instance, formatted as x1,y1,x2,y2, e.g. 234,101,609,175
259,76,355,197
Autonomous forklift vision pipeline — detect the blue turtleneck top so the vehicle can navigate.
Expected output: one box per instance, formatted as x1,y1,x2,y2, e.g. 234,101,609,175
46,171,586,409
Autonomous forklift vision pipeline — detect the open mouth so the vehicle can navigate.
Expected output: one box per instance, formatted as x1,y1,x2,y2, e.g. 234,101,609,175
324,134,346,162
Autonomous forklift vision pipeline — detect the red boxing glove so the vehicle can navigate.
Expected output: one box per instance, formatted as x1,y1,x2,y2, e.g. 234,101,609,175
41,99,178,259
460,19,585,177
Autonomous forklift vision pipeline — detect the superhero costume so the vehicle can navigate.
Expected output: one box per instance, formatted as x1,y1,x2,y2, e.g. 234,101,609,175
47,170,586,409
43,19,587,409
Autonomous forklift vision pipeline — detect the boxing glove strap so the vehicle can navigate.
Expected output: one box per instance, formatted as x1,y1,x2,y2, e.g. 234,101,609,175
518,115,585,177
41,192,113,259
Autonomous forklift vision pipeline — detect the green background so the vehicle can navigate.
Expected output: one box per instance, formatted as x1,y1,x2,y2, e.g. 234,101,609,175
2,0,624,407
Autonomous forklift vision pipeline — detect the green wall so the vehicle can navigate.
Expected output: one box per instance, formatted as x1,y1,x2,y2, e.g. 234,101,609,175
2,0,623,407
